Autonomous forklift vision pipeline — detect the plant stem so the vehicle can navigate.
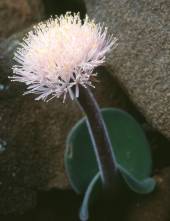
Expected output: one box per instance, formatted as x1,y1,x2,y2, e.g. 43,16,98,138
77,85,117,189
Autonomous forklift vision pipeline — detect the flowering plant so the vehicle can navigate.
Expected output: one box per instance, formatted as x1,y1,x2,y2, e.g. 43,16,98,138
11,12,155,221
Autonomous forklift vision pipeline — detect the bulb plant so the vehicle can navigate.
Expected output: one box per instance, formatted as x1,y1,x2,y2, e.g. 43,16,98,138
10,12,156,221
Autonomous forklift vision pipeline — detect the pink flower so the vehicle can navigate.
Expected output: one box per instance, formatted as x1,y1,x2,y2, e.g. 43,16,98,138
11,12,117,102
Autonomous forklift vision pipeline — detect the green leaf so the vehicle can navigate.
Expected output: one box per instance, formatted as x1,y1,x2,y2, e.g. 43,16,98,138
65,108,155,194
79,172,100,221
65,116,98,194
118,165,156,194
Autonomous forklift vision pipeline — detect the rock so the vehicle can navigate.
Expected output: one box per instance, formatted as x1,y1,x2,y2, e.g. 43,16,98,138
85,0,170,139
0,0,44,39
0,29,133,214
127,167,170,221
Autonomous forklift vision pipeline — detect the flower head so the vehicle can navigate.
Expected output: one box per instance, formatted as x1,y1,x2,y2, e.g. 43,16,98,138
11,12,117,102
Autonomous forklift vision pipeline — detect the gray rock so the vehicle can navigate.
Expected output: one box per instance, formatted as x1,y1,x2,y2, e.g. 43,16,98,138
85,0,170,139
0,0,44,39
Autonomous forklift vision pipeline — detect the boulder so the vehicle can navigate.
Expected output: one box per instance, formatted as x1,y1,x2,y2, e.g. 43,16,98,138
85,0,170,139
0,0,44,39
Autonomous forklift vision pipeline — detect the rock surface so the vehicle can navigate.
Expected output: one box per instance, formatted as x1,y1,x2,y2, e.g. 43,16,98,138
0,0,44,39
85,0,170,139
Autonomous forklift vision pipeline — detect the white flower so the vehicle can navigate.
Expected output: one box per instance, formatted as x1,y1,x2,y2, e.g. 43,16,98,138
11,12,117,102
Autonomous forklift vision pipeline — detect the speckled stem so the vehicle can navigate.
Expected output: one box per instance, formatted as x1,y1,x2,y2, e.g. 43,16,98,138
77,85,117,189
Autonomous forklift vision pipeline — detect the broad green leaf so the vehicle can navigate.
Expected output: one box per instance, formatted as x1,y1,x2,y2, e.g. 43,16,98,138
65,108,155,194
